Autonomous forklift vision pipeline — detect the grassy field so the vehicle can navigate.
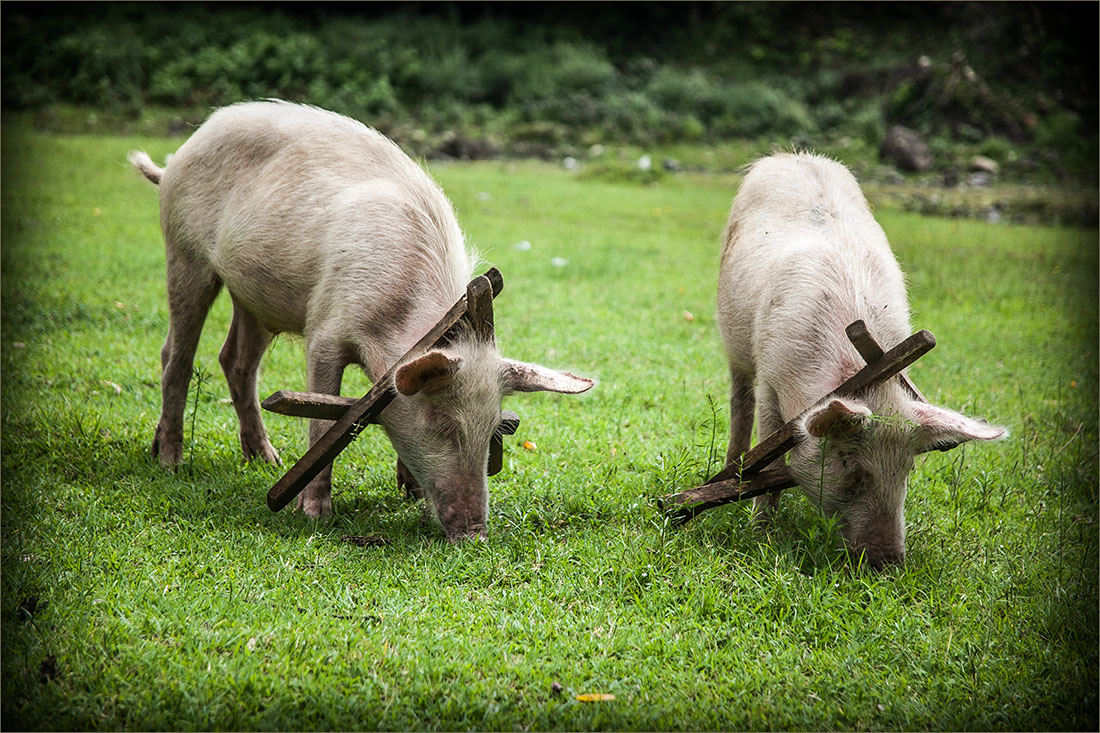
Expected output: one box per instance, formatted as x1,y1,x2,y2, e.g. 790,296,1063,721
1,125,1096,731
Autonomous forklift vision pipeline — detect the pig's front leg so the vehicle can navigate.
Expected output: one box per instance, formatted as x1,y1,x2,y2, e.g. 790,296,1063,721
725,366,755,466
296,341,346,518
397,459,424,500
750,383,785,530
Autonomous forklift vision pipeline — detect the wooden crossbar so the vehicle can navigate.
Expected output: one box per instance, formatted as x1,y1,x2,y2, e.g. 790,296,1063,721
261,389,520,476
263,268,504,512
659,321,935,524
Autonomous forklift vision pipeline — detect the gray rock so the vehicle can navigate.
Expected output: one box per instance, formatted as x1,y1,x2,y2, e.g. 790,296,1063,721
880,125,933,172
967,171,994,187
969,155,999,174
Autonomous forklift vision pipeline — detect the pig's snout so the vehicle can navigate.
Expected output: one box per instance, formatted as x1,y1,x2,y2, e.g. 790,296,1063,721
842,519,906,571
434,484,488,542
447,528,488,543
849,546,905,571
443,519,487,543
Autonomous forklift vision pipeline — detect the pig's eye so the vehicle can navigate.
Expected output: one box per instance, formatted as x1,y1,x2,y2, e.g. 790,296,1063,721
428,412,460,437
844,466,869,495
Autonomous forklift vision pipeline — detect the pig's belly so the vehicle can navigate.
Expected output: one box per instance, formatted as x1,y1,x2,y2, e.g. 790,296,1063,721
217,267,313,336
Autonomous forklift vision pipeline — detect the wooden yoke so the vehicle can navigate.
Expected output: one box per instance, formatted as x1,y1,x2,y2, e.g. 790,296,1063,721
660,321,935,524
263,268,509,512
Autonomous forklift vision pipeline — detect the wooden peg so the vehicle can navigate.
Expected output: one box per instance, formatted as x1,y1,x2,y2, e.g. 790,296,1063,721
465,274,495,343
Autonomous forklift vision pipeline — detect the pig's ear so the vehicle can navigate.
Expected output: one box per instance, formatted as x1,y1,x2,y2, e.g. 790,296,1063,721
803,397,872,439
395,351,463,396
906,402,1006,452
500,359,594,395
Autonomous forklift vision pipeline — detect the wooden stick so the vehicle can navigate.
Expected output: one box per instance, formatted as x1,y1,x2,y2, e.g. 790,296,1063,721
465,274,495,343
659,467,798,523
265,267,503,512
261,391,360,420
845,320,927,403
262,391,518,435
263,393,519,480
702,327,936,488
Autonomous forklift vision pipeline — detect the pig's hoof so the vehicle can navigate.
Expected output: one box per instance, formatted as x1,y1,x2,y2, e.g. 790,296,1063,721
296,494,332,519
243,439,281,466
151,433,183,468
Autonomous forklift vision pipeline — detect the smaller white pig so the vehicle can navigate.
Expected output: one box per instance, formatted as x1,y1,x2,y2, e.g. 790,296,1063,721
130,100,593,541
717,152,1004,569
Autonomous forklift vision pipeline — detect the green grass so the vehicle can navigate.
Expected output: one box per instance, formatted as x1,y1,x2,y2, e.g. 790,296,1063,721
2,125,1097,731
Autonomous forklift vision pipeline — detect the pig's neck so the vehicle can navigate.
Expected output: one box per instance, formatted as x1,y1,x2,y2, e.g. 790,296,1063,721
776,344,909,422
778,361,861,420
773,320,868,421
363,288,466,380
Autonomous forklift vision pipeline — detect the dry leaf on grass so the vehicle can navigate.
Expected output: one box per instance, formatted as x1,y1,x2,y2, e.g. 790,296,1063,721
341,535,390,548
575,693,615,702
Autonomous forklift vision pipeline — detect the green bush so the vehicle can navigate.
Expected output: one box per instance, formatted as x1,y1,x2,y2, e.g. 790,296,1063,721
51,27,146,111
712,81,815,138
0,2,1093,183
646,68,728,122
595,91,665,142
1032,110,1098,182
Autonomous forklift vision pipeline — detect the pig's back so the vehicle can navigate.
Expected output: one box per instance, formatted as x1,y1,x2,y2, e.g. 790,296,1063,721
160,100,451,247
717,153,910,385
157,101,469,333
723,153,878,254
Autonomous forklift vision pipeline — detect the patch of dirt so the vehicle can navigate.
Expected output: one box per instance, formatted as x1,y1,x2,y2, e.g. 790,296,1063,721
341,535,390,548
38,655,59,684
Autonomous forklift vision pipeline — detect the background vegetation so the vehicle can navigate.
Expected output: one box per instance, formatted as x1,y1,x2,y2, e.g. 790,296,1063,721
2,1,1097,187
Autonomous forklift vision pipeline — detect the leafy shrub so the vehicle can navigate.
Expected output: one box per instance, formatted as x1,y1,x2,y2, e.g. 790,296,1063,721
1032,111,1098,182
0,1,1093,183
711,81,815,138
50,27,147,111
847,100,888,147
509,42,619,104
595,92,665,142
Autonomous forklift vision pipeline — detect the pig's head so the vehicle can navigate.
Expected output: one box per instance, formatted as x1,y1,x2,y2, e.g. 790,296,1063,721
380,336,593,541
787,389,1005,569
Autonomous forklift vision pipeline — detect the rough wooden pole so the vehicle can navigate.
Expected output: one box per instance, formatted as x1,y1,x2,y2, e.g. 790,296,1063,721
465,274,495,344
845,320,927,403
263,388,521,477
656,467,798,522
702,327,935,488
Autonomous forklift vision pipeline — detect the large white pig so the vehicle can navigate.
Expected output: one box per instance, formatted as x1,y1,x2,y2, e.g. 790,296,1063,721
130,100,593,540
717,152,1003,568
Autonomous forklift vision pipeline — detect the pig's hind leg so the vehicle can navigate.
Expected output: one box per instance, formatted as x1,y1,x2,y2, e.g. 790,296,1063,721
153,251,222,467
219,295,280,465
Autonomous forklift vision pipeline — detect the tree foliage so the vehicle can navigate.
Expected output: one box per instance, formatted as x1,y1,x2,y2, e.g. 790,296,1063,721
1,1,1094,177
